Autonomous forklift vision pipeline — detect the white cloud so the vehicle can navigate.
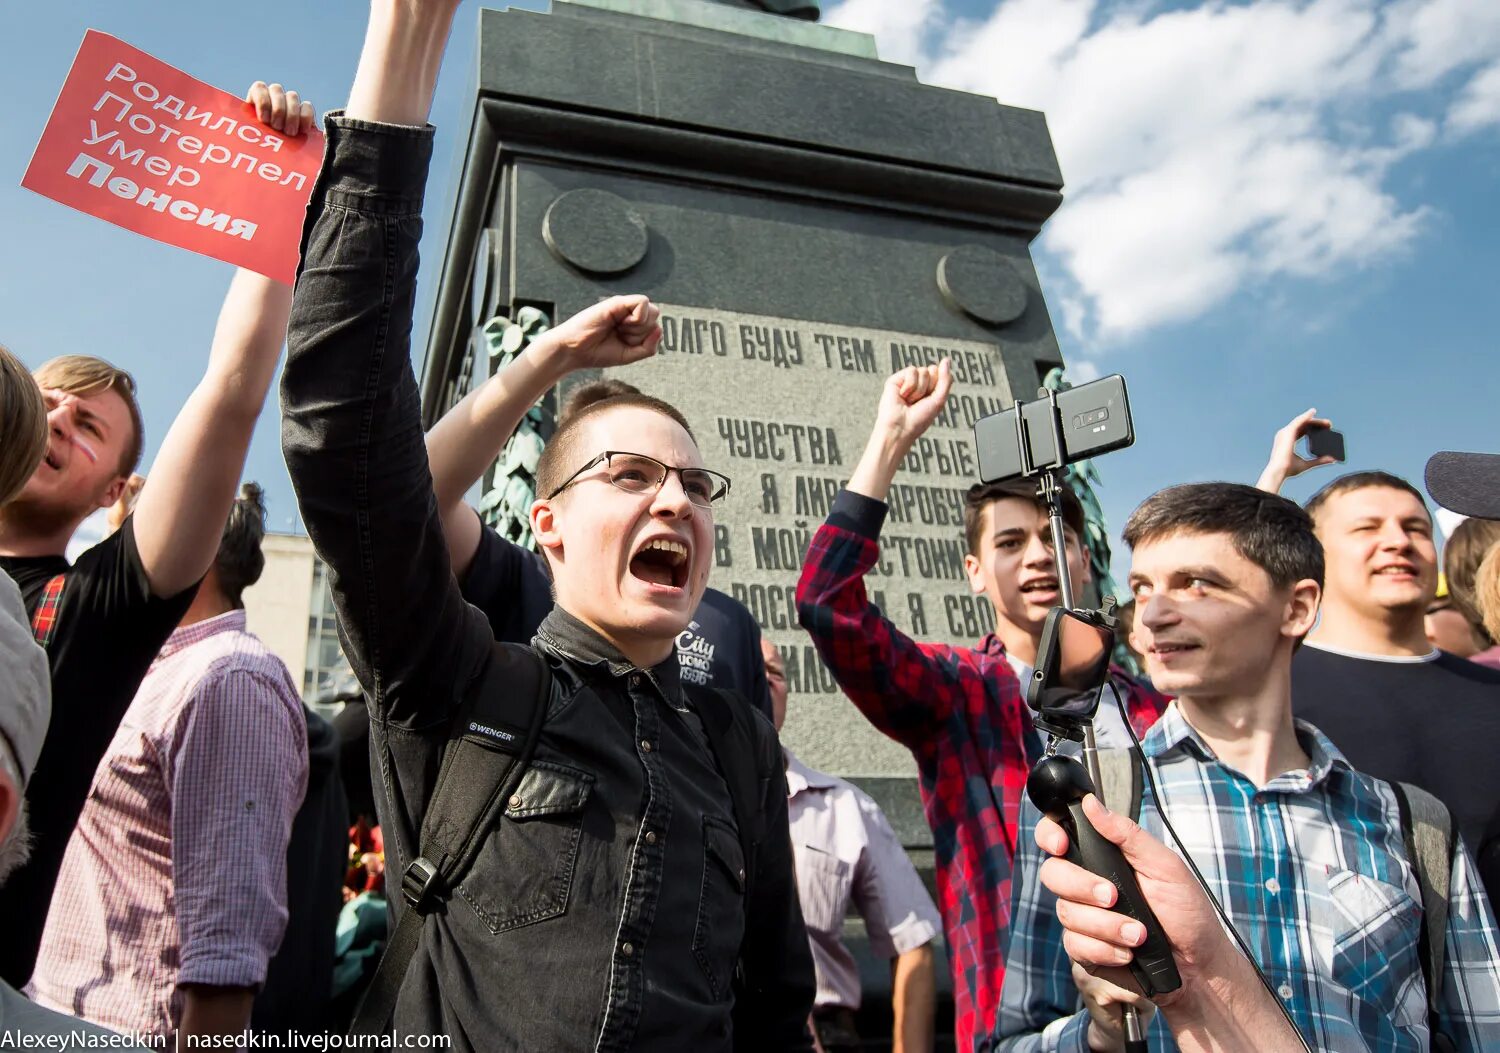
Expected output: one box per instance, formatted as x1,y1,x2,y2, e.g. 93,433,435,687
1448,60,1500,132
823,0,945,65
1067,359,1102,382
836,0,1500,341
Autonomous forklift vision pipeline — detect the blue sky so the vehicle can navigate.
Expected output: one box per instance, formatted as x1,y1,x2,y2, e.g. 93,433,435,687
4,1,1498,578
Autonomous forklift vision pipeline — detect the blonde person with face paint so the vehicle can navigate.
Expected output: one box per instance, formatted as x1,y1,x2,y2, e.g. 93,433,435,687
276,3,813,1049
795,365,1168,1052
0,83,316,987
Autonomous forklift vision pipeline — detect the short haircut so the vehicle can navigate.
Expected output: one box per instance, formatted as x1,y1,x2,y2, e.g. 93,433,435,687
1124,482,1324,591
31,355,144,477
0,345,48,507
963,477,1085,556
561,379,642,423
216,482,267,608
1304,470,1429,526
1445,517,1500,641
534,392,696,501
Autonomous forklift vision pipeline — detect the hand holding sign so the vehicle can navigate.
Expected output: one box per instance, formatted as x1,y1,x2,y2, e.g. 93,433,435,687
22,32,324,284
246,82,316,139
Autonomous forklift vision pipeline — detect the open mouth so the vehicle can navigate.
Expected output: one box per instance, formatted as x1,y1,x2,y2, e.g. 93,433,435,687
1373,564,1418,580
43,446,62,472
1019,577,1060,601
629,537,690,591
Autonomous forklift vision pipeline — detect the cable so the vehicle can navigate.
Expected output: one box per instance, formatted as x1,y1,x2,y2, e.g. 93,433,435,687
1105,683,1316,1053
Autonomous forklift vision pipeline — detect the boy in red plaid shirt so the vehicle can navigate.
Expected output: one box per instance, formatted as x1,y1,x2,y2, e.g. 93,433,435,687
796,361,1167,1052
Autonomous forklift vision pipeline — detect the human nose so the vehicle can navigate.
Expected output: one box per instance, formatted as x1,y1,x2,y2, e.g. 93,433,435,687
1138,592,1177,631
1022,532,1055,567
650,468,695,519
1375,520,1412,551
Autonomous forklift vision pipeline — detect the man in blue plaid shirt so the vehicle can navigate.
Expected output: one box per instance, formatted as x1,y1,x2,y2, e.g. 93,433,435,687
997,483,1500,1053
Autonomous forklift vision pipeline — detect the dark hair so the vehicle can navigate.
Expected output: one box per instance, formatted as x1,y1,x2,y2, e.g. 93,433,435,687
1123,482,1324,590
963,478,1085,555
217,482,267,608
535,393,696,501
561,379,642,423
1444,517,1500,642
1304,470,1429,526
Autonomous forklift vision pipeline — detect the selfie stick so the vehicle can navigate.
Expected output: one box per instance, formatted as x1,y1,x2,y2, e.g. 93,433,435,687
1014,391,1178,1049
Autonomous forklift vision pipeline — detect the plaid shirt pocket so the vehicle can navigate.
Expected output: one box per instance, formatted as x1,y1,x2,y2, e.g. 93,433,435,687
1316,867,1425,1017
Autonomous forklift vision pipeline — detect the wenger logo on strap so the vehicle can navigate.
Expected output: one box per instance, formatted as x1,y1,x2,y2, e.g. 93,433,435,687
464,720,525,753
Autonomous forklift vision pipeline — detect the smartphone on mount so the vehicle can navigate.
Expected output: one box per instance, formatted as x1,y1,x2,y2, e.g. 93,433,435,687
973,374,1134,484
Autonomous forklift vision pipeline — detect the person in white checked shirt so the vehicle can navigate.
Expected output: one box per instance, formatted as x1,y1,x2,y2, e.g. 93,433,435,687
765,638,942,1053
29,483,307,1043
998,483,1500,1053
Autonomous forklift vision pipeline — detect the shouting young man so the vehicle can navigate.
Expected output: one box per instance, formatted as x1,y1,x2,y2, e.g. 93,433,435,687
999,483,1500,1053
0,83,314,986
796,363,1167,1051
278,2,811,1048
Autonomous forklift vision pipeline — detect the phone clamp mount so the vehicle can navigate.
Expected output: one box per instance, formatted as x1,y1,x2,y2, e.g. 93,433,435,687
1009,387,1184,1006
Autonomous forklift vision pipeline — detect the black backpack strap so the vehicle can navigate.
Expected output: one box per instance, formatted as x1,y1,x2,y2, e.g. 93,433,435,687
349,643,551,1036
1391,780,1458,1053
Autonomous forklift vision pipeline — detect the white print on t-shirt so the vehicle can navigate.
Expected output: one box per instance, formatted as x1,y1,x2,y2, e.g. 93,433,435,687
676,621,716,687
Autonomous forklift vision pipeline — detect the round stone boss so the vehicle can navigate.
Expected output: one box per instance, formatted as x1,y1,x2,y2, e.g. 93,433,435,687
543,188,649,276
937,245,1029,326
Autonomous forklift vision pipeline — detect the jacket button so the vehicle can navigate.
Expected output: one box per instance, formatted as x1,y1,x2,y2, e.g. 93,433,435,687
508,794,523,810
645,831,657,845
621,942,634,957
641,740,653,753
737,868,746,883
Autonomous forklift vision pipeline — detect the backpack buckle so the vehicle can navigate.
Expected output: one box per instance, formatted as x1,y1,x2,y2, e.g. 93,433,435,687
402,856,444,914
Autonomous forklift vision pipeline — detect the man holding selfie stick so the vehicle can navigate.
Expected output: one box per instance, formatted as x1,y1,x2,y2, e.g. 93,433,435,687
998,482,1500,1052
796,362,1167,1051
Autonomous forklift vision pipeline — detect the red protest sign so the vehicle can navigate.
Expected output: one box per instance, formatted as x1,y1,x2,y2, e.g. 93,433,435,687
21,30,322,285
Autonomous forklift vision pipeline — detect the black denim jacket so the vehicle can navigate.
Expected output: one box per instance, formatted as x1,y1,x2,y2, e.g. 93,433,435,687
280,115,813,1052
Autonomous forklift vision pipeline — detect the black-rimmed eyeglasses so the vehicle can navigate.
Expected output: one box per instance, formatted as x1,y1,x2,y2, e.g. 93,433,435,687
546,451,731,508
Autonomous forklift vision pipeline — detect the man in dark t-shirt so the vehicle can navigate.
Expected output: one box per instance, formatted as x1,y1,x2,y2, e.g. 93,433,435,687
1256,433,1500,904
0,91,313,982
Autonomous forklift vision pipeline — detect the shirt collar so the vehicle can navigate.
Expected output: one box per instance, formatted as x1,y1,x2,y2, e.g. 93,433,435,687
534,606,683,700
1140,701,1353,790
159,609,247,658
783,749,840,798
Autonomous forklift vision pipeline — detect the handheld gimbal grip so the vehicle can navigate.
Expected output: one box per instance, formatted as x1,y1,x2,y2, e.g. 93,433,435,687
1028,756,1182,998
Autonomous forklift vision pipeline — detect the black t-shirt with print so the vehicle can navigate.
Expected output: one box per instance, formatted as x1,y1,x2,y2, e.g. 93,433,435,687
0,518,197,985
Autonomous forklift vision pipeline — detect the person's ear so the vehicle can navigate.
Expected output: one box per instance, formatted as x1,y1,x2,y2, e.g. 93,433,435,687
97,473,129,512
963,552,987,596
531,498,564,558
1284,578,1321,641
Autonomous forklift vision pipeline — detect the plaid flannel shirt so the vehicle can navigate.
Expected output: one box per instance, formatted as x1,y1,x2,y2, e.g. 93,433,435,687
997,703,1500,1053
795,490,1168,1053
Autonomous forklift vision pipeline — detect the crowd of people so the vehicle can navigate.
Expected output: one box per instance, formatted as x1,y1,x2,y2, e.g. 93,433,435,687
3,2,1500,1051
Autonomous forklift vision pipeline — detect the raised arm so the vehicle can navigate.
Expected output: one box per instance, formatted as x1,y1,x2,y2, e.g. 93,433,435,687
1253,409,1337,495
130,85,313,598
280,0,487,728
425,296,661,576
795,362,962,750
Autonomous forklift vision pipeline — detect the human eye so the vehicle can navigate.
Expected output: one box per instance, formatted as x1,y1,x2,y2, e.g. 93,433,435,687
682,471,715,502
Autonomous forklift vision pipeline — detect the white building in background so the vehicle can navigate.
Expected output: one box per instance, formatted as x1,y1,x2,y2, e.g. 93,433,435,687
242,531,356,709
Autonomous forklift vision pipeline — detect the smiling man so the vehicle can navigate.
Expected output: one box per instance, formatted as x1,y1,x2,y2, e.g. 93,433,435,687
0,82,312,987
796,364,1166,1052
998,482,1500,1053
1285,472,1500,907
277,2,811,1049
